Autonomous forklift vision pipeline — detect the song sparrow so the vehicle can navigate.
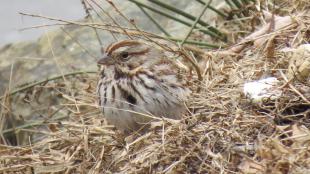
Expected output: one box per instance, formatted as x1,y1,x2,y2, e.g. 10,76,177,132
97,40,190,133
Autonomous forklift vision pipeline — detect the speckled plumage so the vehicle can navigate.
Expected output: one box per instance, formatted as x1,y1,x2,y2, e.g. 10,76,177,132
97,40,190,133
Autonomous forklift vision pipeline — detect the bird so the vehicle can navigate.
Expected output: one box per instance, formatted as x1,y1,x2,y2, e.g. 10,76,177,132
97,40,190,134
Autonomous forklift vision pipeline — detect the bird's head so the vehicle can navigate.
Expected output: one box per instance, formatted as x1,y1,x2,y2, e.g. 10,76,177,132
98,40,163,72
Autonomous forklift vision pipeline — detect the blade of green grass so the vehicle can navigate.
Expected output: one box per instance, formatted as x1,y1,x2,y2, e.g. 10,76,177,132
240,0,249,4
137,5,171,37
225,0,242,18
148,0,226,41
230,0,242,8
128,0,219,38
181,0,211,46
195,0,228,18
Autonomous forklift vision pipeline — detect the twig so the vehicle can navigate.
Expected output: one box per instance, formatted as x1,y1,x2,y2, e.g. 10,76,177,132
106,0,173,53
127,0,220,38
0,71,96,100
61,27,98,60
181,0,212,46
19,12,133,38
88,0,133,39
280,70,310,104
19,12,221,48
177,0,210,87
84,0,118,41
106,0,177,54
168,37,221,48
137,5,171,37
148,0,225,40
1,114,69,134
81,0,104,47
180,50,203,82
43,25,67,84
19,23,69,31
8,64,14,92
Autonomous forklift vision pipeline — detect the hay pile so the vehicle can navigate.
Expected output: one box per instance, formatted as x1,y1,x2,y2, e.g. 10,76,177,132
1,1,310,173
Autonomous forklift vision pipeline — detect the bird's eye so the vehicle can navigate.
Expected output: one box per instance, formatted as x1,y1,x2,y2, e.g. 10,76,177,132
120,51,129,60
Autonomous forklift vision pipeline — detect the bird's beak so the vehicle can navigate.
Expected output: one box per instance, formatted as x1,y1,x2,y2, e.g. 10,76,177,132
97,54,114,65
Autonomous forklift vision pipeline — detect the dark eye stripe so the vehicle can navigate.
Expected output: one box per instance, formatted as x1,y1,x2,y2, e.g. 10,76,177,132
120,52,129,59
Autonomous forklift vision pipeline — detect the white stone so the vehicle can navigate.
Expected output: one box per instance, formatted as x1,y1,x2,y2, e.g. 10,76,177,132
243,77,282,102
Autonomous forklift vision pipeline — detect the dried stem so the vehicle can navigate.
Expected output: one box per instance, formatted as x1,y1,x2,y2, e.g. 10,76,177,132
81,0,104,47
181,0,212,46
0,71,96,100
88,0,133,39
137,5,171,37
61,27,98,60
148,0,224,39
128,0,221,39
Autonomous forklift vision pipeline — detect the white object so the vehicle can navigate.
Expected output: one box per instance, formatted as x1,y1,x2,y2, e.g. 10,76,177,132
243,77,282,102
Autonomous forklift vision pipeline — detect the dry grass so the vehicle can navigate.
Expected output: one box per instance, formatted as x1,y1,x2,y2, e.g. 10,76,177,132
1,1,310,173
